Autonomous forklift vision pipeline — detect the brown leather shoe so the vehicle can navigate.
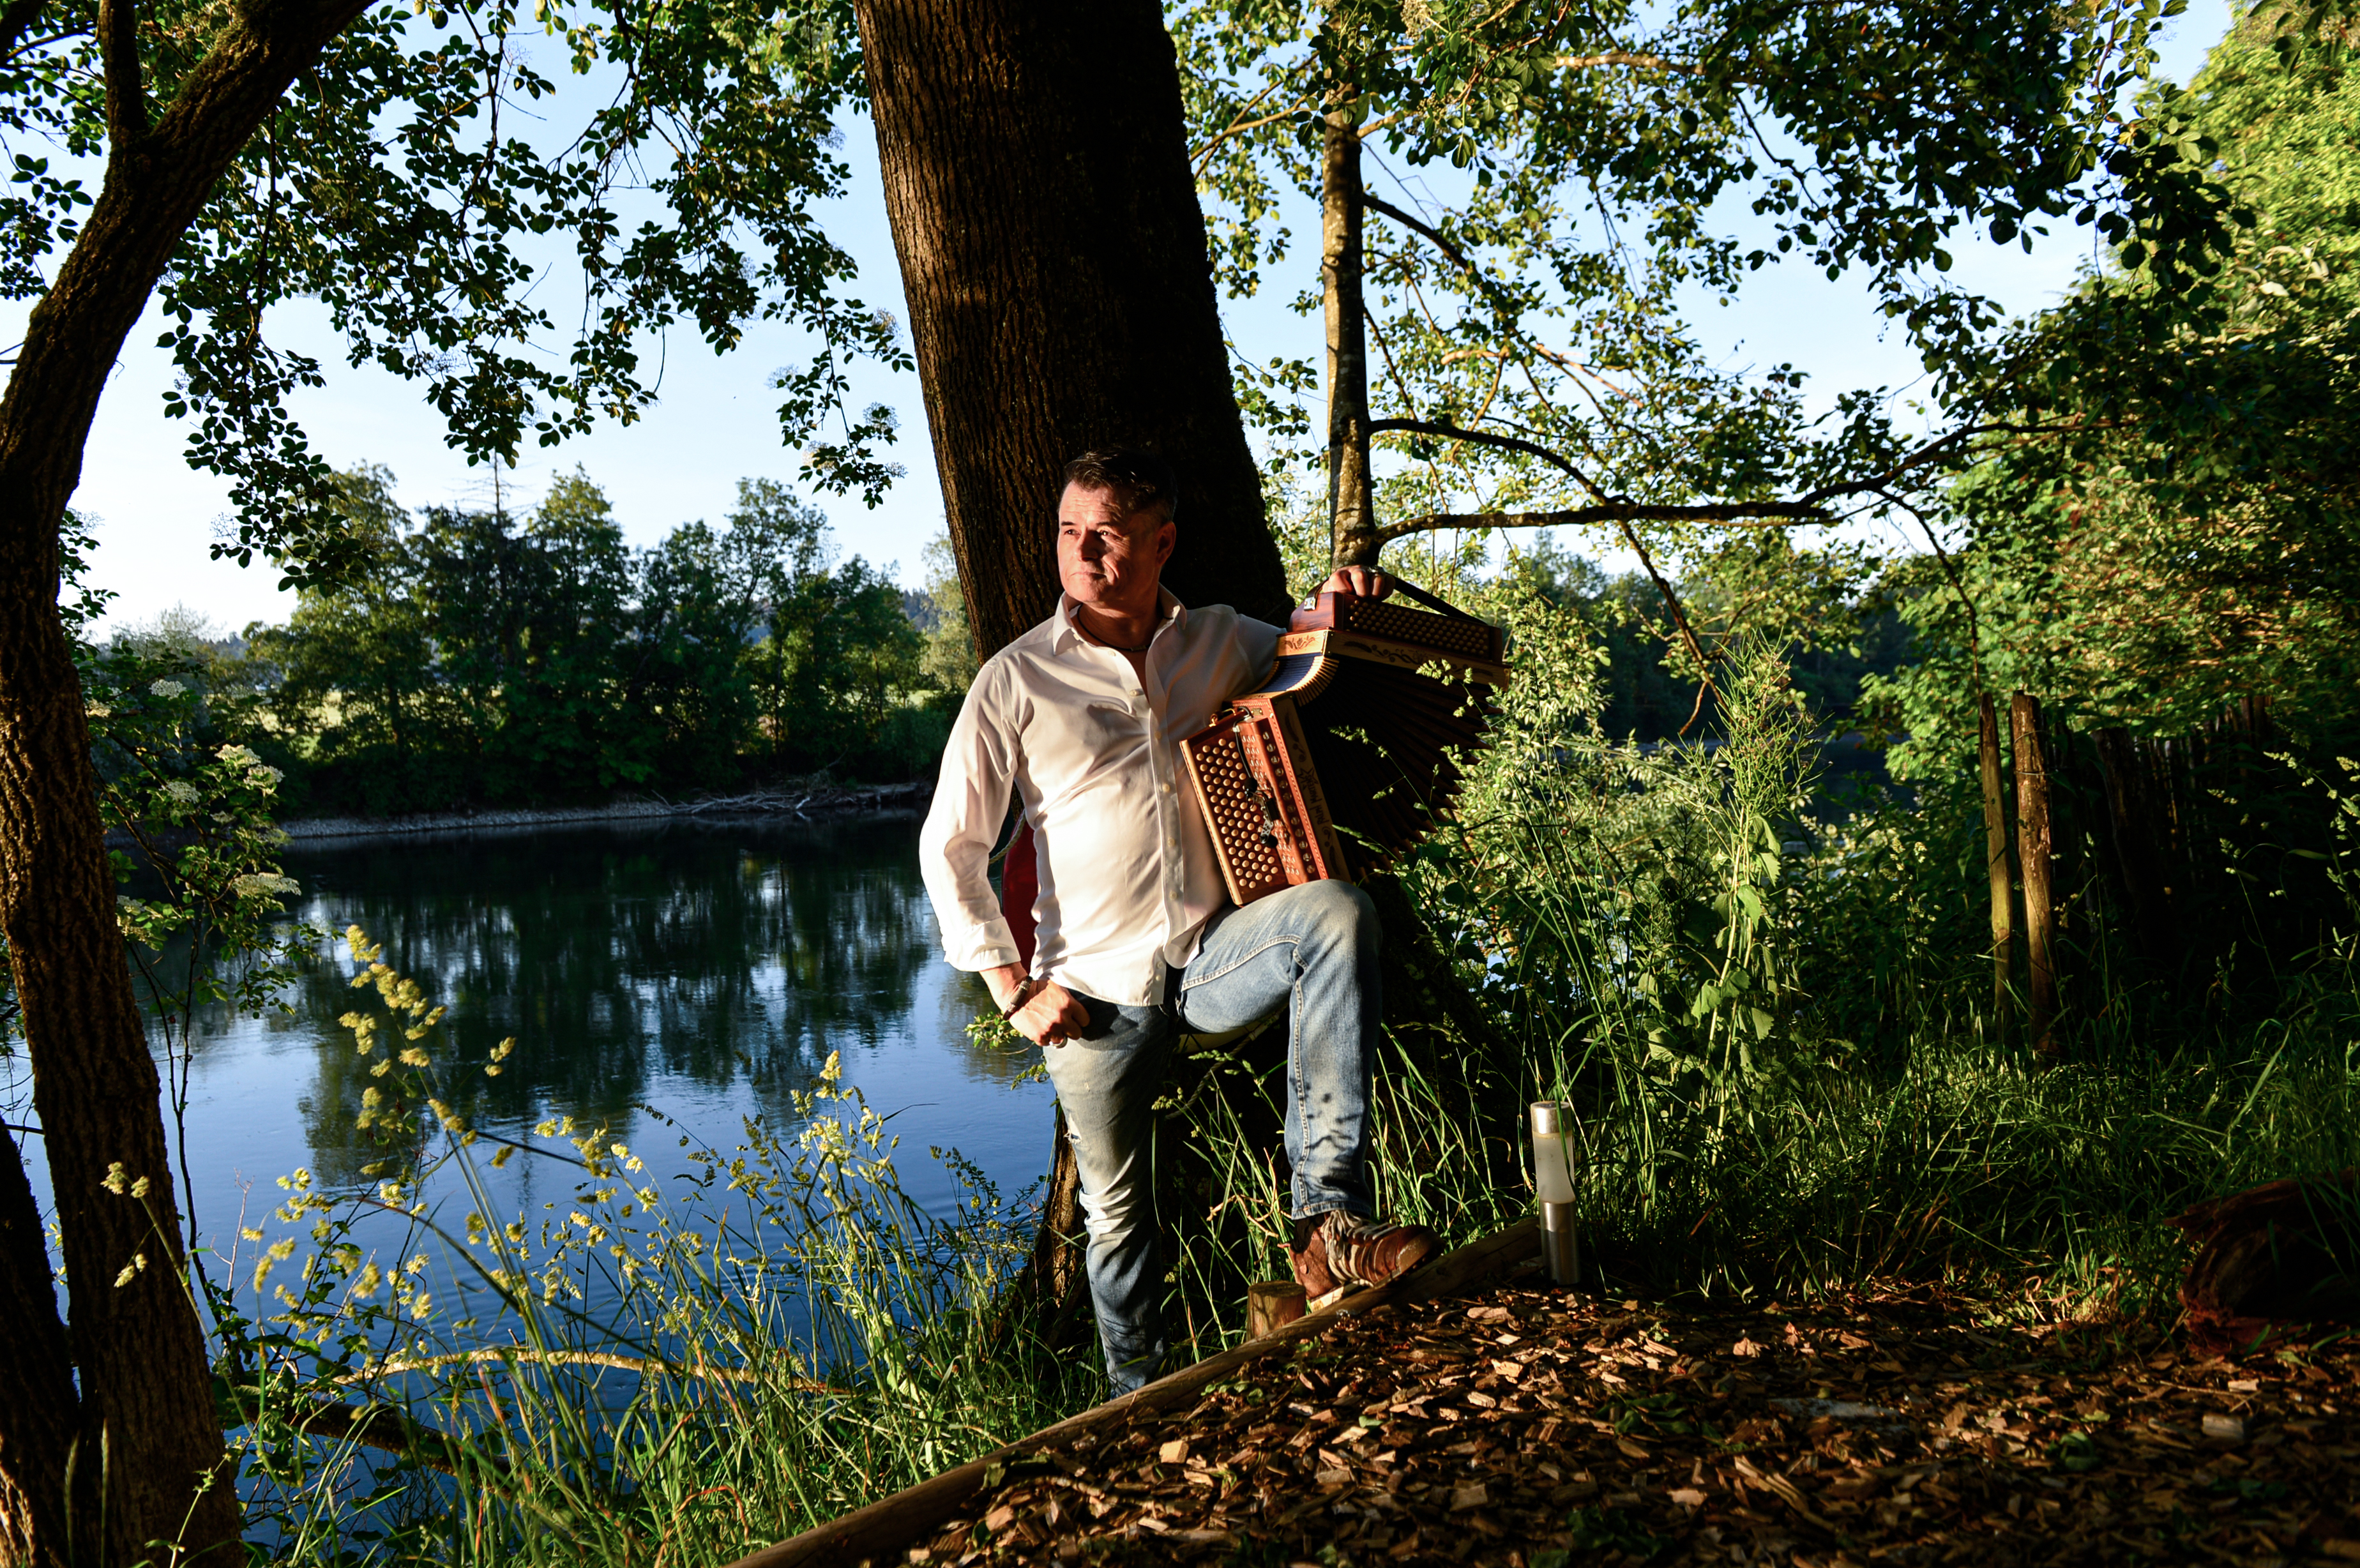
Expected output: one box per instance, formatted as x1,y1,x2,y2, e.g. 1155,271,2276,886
1289,1211,1440,1297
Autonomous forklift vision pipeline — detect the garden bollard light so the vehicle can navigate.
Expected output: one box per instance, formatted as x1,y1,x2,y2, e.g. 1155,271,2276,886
1531,1100,1580,1286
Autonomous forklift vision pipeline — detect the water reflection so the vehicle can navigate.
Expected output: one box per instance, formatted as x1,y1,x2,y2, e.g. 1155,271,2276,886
159,815,1049,1234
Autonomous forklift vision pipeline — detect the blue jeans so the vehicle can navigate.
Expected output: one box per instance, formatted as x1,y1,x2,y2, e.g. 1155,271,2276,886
1038,878,1380,1392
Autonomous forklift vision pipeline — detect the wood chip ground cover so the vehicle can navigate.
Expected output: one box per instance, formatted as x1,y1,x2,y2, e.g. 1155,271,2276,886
905,1285,2358,1565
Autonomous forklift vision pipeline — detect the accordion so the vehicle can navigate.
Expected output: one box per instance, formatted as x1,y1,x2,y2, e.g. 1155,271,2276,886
1182,585,1508,905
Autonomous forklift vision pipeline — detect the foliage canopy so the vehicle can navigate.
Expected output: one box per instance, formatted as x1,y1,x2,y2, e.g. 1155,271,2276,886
2,0,892,580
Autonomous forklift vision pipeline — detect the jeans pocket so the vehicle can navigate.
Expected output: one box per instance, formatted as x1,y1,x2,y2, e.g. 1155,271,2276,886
1067,995,1166,1053
1068,992,1119,1043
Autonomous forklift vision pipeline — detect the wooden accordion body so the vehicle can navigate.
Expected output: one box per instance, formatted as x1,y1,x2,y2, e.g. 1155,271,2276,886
1182,589,1508,905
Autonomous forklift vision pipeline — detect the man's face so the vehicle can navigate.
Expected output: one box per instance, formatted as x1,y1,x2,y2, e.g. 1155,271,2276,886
1056,483,1174,613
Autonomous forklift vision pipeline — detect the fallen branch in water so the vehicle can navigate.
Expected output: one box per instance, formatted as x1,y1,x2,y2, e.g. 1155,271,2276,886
221,1380,486,1477
339,1345,833,1391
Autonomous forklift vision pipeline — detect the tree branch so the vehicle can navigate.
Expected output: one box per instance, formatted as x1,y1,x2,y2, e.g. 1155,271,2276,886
1368,415,1610,497
1875,484,1989,692
1187,65,1312,171
0,0,46,63
1363,408,2096,732
1361,193,1522,319
337,1346,829,1389
97,0,144,146
1370,412,2071,531
282,1398,477,1476
1550,49,1701,75
1362,192,1476,277
1377,502,1832,541
1365,419,1719,698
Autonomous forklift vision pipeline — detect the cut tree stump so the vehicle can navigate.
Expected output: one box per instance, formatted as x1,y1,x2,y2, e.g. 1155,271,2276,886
1245,1280,1306,1338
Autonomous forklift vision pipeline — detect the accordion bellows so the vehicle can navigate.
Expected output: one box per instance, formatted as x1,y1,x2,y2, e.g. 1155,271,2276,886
1183,587,1508,905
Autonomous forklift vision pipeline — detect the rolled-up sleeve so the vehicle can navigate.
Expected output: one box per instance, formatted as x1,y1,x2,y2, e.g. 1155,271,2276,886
919,658,1024,973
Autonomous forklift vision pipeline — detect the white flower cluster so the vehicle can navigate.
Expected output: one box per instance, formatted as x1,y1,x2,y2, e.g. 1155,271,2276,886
206,743,282,788
163,780,202,805
232,872,301,900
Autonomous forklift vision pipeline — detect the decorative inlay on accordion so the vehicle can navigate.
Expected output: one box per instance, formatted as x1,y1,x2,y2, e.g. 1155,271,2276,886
1181,586,1508,905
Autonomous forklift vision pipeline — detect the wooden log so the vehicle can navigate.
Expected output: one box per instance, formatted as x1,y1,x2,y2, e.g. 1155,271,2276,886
730,1218,1539,1568
1978,692,2015,1030
1246,1280,1307,1338
2011,692,2059,1057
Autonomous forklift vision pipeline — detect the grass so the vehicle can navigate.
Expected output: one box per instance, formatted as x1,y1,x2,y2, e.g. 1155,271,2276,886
198,630,2360,1566
219,937,1098,1567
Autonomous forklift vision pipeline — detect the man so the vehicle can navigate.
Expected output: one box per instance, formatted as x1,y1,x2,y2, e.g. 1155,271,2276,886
919,448,1439,1393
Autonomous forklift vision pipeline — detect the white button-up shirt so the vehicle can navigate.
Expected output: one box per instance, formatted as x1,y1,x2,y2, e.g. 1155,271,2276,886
919,591,1280,1005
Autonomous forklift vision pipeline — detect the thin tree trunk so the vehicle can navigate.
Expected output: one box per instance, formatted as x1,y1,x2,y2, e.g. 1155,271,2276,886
1322,105,1377,571
853,0,1288,659
0,0,374,1557
2011,691,2059,1057
985,1103,1090,1348
1303,75,1512,1158
1978,692,2015,1030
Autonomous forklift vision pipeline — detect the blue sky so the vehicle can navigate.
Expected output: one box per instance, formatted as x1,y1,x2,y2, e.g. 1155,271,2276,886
41,2,2232,637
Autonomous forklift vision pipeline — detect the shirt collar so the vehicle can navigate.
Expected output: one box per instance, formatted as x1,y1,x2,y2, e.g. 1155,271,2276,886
1054,589,1185,654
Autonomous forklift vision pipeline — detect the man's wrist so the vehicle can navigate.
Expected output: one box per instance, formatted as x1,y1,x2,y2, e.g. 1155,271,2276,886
999,976,1038,1018
981,963,1030,1013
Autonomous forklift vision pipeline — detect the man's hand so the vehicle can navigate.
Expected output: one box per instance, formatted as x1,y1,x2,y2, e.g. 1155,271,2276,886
982,963,1093,1047
1319,564,1391,601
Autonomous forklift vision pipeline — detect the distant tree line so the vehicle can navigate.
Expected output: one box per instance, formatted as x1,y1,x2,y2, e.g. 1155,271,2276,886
96,462,1929,827
116,468,973,818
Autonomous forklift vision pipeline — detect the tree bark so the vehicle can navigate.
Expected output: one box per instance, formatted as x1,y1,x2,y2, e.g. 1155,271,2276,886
853,0,1288,658
0,1129,77,1566
2009,691,2059,1058
856,0,1294,1336
1978,692,2015,1029
1322,106,1376,571
0,0,374,1558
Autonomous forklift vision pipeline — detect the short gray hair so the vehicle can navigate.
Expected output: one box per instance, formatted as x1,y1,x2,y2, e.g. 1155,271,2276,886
1061,448,1179,525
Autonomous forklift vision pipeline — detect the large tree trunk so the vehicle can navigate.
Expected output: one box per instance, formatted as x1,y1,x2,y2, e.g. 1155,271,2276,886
0,0,374,1558
853,0,1289,656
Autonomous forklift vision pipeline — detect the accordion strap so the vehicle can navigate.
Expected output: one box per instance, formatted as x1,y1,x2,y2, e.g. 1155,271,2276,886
1384,578,1480,623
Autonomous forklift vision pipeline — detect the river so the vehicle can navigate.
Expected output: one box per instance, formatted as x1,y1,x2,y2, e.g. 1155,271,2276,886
10,813,1058,1329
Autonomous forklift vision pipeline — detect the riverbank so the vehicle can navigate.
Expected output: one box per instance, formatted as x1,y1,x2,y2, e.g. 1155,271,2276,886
271,779,934,843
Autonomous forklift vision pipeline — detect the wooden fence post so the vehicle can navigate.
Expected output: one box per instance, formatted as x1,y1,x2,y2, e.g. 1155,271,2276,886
1978,692,2016,1031
2011,693,2060,1057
